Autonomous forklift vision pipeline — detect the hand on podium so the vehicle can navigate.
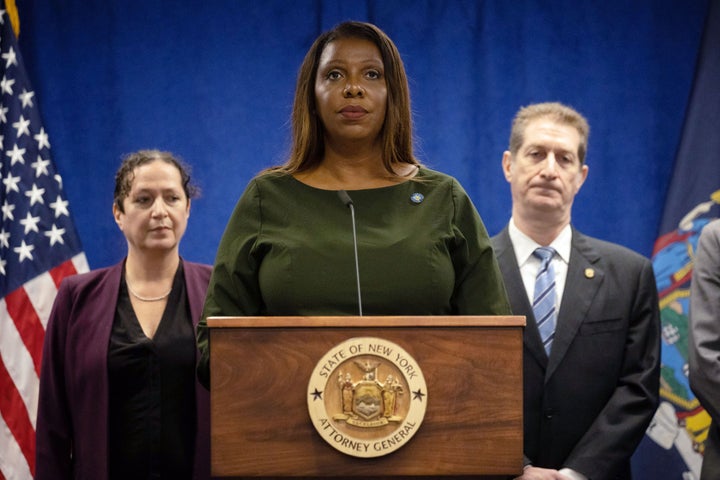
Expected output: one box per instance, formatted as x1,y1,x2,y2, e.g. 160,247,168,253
514,465,578,479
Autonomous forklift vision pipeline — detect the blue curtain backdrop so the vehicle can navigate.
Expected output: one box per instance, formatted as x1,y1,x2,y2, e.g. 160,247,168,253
16,0,709,269
11,0,714,477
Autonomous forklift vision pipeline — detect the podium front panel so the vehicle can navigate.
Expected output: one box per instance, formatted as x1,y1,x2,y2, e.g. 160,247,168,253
209,316,524,478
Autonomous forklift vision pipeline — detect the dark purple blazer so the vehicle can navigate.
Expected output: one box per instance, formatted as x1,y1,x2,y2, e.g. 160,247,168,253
35,259,211,480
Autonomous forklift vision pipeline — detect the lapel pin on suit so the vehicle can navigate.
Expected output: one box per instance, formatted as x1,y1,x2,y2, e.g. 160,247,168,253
585,268,595,279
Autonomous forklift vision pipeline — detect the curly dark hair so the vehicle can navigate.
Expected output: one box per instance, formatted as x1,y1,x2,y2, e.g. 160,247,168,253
113,149,198,213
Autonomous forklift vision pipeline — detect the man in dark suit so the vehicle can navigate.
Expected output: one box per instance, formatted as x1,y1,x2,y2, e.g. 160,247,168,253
491,102,660,480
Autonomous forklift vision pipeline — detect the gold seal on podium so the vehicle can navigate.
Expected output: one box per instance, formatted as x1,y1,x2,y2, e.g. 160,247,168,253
307,337,428,458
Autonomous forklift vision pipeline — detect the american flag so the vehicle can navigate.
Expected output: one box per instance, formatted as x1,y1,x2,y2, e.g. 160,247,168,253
0,5,88,479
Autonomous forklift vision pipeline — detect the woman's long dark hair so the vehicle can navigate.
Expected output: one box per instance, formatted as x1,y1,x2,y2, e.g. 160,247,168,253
268,21,419,176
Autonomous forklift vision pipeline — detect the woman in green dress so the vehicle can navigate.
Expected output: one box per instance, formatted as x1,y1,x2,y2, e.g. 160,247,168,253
196,21,510,387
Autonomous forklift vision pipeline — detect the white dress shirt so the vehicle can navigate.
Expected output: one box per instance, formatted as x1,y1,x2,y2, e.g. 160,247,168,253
509,220,588,480
508,219,571,311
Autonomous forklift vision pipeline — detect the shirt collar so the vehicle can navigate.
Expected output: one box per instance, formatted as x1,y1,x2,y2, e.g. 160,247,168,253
508,218,572,266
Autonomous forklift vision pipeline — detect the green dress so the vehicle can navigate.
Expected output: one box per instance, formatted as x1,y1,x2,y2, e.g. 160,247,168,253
197,167,510,385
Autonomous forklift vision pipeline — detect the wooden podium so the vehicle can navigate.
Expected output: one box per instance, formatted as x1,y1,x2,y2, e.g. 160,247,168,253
208,315,525,479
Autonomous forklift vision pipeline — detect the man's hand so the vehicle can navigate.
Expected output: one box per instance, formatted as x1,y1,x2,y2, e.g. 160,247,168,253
514,466,570,480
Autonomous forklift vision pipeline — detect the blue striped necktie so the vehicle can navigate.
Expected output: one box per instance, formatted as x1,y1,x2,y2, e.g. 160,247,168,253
533,247,557,356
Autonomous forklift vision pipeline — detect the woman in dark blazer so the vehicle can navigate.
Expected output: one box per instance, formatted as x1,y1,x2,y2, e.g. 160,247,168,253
35,150,211,479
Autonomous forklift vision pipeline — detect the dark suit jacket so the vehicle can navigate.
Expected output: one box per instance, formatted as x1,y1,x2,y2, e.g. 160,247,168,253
35,259,212,480
491,227,660,480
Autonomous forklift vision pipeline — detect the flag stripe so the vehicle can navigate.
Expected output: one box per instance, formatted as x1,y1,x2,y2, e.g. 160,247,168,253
71,253,89,279
48,258,78,288
24,271,59,330
0,357,35,475
0,410,33,480
0,301,40,425
4,288,45,374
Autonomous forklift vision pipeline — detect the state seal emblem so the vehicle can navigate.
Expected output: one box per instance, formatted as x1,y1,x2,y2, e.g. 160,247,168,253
307,337,427,458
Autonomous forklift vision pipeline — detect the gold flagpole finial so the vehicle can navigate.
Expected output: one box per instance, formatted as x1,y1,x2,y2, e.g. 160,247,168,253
5,0,20,37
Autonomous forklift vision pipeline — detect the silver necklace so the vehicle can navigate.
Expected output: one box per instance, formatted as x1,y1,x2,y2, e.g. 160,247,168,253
127,283,172,302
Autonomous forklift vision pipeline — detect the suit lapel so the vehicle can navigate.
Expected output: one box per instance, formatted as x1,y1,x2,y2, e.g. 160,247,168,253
493,228,549,369
183,261,206,328
545,229,604,380
86,261,123,345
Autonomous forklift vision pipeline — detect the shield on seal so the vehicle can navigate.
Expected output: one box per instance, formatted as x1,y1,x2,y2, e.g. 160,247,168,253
353,381,382,420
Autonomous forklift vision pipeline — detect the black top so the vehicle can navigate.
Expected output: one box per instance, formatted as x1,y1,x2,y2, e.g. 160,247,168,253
108,261,196,479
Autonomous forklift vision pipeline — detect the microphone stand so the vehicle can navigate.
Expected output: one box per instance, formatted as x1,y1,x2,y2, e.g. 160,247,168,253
337,190,363,316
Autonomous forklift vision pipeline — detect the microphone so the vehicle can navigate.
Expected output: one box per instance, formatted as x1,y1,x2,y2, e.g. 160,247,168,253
337,190,363,316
